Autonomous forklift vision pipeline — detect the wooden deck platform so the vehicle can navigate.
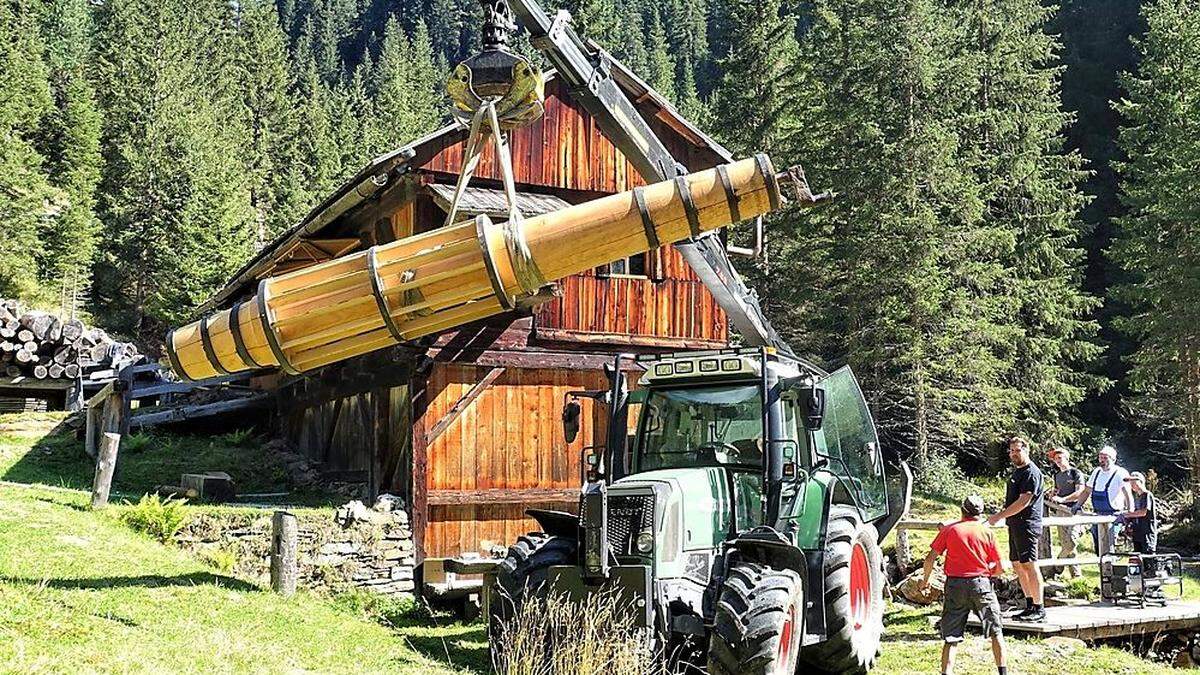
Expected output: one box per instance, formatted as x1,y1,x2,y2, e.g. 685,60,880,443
967,601,1200,640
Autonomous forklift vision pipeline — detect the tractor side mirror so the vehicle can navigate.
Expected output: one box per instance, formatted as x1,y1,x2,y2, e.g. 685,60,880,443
800,387,825,430
563,400,582,443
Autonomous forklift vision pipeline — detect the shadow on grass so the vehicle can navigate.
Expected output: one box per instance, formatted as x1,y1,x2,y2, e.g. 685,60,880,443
1,431,93,491
373,606,490,673
1,571,261,592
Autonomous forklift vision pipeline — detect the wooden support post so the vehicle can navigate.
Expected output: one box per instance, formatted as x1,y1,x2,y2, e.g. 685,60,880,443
90,432,120,509
271,511,298,596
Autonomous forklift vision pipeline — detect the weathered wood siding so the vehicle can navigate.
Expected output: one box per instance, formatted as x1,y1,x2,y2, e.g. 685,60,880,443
531,257,727,348
418,363,612,559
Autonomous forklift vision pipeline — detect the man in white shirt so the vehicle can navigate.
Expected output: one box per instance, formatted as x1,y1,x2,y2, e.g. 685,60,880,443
1075,445,1132,555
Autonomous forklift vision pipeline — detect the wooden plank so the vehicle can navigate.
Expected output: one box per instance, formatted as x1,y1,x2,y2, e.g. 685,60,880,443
423,366,505,446
427,485,580,502
130,394,269,427
410,369,429,565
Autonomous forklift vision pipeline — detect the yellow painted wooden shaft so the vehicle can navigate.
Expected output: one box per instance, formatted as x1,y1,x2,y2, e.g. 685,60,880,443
167,154,782,380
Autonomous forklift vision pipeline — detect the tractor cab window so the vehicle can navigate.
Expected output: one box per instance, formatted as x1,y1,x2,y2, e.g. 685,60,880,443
633,384,765,472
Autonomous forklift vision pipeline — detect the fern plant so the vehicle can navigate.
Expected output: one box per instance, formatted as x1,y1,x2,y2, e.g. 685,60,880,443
120,494,189,543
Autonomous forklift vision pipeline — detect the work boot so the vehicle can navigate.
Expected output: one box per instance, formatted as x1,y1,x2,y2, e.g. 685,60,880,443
1022,606,1046,622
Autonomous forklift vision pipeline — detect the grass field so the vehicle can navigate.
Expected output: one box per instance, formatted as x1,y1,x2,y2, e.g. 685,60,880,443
0,412,1189,673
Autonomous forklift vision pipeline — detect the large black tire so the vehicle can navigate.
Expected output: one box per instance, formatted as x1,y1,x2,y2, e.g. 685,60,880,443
800,508,886,674
487,533,575,665
708,561,805,675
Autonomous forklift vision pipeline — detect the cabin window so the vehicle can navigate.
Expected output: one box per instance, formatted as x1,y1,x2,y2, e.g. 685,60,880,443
596,251,662,280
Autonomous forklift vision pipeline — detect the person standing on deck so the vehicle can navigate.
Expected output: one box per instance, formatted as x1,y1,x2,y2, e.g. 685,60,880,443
1118,471,1160,576
1047,447,1086,578
920,495,1009,675
1075,445,1132,555
987,437,1046,622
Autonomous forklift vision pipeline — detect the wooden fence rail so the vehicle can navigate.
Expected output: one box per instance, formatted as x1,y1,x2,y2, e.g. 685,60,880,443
894,514,1119,575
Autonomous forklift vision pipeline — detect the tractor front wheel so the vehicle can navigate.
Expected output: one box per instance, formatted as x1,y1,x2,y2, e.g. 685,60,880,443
800,507,885,674
708,561,805,675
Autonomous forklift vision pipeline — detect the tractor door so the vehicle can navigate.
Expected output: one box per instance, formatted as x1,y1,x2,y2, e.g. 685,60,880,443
813,367,888,521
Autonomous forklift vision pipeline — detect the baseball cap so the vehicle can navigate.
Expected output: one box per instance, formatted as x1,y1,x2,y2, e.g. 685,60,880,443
961,495,985,517
1099,445,1117,458
1125,471,1146,484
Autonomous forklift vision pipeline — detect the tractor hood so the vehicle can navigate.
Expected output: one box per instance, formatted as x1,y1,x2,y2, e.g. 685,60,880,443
611,466,758,554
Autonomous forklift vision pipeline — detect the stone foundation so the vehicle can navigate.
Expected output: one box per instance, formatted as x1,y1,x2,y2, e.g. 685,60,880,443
180,496,415,596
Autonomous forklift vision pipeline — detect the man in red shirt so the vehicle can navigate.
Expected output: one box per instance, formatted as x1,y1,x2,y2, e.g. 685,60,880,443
920,495,1008,675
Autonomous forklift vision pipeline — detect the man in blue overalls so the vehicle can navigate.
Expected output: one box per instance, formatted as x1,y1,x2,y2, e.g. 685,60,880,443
1075,445,1132,556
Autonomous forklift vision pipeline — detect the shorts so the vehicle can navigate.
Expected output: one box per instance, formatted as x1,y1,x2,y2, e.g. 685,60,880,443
1008,522,1041,563
941,576,1004,642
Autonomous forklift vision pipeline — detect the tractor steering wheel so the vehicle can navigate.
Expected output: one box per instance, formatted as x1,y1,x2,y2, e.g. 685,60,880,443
696,441,743,464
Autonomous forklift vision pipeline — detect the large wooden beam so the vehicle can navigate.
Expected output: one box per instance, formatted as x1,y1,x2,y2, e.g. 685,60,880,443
422,367,505,446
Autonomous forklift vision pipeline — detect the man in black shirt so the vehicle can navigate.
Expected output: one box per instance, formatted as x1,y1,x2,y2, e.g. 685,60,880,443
988,436,1045,621
1047,447,1086,578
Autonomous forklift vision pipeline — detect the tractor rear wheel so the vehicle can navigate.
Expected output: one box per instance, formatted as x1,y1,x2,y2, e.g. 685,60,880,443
708,561,805,675
487,533,575,667
800,507,885,674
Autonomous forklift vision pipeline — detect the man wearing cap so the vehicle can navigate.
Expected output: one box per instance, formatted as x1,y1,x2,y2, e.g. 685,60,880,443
1076,445,1133,555
1118,472,1159,574
1047,447,1086,578
920,495,1008,675
987,437,1045,621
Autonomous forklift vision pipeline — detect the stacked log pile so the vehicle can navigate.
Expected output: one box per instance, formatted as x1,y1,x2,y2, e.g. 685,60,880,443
0,299,141,380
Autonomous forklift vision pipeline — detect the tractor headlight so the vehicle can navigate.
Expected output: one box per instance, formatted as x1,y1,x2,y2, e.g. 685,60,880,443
636,531,654,554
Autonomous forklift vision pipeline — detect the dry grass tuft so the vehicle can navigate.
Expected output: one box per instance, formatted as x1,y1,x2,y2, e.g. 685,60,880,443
495,588,664,675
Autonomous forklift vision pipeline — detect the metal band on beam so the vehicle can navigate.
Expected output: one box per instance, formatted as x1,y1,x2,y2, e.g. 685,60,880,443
164,329,190,382
755,153,781,212
633,186,660,249
199,315,231,375
367,248,406,343
228,300,264,369
674,176,702,239
716,164,742,224
255,279,300,375
475,215,515,311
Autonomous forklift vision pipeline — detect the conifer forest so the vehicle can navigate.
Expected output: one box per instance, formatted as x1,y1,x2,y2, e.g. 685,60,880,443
1,0,1198,485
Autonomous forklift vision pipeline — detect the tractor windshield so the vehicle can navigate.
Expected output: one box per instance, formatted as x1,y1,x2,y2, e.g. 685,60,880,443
632,384,764,472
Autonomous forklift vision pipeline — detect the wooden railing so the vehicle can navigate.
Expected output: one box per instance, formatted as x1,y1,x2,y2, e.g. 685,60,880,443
893,514,1119,574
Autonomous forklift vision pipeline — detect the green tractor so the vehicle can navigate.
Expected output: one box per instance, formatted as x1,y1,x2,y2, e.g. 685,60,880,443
487,347,912,673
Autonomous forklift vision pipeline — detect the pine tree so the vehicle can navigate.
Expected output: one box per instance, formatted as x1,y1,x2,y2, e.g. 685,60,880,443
38,0,103,315
643,10,677,104
369,17,444,151
93,0,256,338
771,0,1018,467
236,0,306,246
292,17,344,198
0,0,56,301
1112,0,1200,483
948,0,1104,444
710,0,798,154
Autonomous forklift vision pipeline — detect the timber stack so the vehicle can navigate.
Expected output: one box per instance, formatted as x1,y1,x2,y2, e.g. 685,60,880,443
167,155,806,380
0,299,142,381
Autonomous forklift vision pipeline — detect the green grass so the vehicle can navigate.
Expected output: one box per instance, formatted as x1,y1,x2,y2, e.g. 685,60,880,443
0,413,334,505
0,483,486,674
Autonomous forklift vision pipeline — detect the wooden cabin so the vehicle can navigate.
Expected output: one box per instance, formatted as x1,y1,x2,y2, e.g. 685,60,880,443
201,63,738,581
